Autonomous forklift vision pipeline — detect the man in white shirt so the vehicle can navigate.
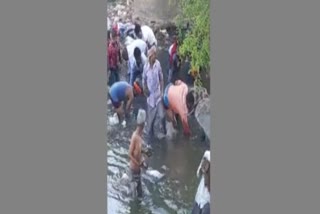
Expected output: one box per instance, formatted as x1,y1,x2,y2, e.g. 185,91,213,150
126,39,148,58
134,24,158,49
192,150,211,214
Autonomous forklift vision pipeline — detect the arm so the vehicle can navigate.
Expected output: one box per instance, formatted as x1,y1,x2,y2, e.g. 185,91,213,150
128,137,140,166
118,44,122,64
107,46,112,68
180,113,191,136
115,103,124,122
158,63,164,94
125,88,134,113
142,64,149,97
128,59,134,86
196,159,203,178
181,85,191,135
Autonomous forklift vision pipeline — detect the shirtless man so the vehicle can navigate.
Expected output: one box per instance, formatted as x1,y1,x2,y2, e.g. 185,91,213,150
128,109,149,198
163,80,191,136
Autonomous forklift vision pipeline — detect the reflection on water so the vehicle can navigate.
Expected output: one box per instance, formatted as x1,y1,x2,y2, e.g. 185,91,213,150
107,102,209,213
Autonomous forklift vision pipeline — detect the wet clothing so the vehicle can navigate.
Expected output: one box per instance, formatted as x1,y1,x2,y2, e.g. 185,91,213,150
130,168,142,198
145,101,166,144
163,81,191,135
141,25,157,48
163,83,172,109
109,81,131,108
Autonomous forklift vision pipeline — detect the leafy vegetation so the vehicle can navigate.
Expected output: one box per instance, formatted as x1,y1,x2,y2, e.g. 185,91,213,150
175,0,210,87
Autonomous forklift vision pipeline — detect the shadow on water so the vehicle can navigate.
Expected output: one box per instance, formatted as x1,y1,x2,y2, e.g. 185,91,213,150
107,1,211,213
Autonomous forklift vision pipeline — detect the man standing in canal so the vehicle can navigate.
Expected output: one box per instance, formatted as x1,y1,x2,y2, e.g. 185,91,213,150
128,109,150,198
142,46,166,144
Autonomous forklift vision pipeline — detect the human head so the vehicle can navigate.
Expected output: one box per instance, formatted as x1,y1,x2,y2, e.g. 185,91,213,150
201,150,211,191
134,24,143,39
186,91,195,113
148,46,157,64
136,109,146,130
133,47,142,64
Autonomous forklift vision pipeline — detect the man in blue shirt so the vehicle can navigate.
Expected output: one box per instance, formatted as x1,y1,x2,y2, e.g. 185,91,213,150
128,47,147,86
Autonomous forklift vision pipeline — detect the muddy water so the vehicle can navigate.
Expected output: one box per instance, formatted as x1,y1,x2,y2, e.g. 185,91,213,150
107,47,210,214
107,1,211,213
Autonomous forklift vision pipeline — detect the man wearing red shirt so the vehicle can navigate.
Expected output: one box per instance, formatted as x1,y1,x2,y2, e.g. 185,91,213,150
108,29,122,86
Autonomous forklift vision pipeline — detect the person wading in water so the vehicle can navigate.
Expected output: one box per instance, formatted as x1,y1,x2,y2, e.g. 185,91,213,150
108,81,142,122
163,79,191,136
128,109,152,198
142,46,166,144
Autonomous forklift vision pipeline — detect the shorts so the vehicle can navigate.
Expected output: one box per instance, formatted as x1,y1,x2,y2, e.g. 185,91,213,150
163,83,172,109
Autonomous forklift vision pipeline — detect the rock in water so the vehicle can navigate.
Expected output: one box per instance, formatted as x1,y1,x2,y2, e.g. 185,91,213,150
120,173,130,185
195,97,211,141
146,169,165,180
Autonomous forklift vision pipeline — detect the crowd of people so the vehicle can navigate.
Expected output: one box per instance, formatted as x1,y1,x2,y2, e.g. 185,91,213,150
107,18,211,214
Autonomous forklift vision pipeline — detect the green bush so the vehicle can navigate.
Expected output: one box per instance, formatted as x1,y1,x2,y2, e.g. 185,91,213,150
176,0,210,87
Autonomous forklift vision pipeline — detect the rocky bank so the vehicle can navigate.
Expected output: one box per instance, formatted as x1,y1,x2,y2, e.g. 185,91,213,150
107,0,179,47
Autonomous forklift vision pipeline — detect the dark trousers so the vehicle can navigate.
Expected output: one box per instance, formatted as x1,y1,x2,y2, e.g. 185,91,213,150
108,67,119,86
131,169,142,198
144,102,166,144
191,202,210,214
128,69,142,86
